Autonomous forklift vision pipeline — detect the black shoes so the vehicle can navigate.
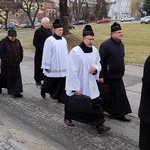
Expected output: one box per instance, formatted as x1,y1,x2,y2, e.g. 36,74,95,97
40,90,46,99
96,125,111,134
36,82,42,86
13,93,23,98
64,118,75,127
116,116,131,122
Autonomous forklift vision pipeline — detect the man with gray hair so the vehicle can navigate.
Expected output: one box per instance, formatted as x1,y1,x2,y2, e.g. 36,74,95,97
33,17,52,86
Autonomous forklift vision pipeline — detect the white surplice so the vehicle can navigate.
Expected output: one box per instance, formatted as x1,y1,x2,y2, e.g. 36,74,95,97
65,46,101,99
41,36,68,77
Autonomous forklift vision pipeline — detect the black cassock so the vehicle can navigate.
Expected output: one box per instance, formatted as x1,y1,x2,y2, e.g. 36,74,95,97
138,55,150,150
65,96,105,126
0,64,23,95
99,78,132,118
41,76,67,103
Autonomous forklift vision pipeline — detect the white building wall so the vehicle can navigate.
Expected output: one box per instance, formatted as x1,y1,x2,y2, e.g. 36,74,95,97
108,0,131,20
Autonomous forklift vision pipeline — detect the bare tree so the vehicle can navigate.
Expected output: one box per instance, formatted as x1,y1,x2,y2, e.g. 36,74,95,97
0,0,19,30
16,0,42,28
59,0,69,35
69,0,96,22
95,0,108,19
130,0,143,18
68,0,79,21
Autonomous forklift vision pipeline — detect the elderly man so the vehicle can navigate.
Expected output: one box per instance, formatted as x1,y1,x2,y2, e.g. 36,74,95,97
33,17,52,86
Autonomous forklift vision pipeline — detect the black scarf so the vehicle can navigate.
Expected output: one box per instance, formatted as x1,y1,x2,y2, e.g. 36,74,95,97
79,42,92,53
53,33,62,40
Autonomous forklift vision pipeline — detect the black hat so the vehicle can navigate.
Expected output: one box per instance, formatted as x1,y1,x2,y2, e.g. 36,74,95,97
111,22,122,32
83,25,94,37
53,19,63,29
8,29,17,36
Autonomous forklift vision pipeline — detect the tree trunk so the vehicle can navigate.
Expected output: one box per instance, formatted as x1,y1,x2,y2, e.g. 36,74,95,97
59,0,69,35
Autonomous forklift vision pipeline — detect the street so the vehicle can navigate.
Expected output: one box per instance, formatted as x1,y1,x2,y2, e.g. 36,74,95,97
0,50,142,150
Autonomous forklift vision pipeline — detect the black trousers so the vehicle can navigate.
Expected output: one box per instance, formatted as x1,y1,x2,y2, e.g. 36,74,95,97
41,76,67,102
34,55,44,83
139,120,150,150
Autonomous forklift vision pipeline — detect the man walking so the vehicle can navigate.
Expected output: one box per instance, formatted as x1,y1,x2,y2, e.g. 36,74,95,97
98,22,132,122
41,19,68,104
64,25,111,134
33,17,52,86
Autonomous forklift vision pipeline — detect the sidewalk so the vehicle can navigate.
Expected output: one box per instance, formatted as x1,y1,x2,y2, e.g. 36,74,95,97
0,130,28,150
125,64,143,118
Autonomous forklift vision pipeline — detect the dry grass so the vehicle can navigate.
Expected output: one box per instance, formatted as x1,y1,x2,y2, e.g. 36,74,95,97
70,23,150,64
18,33,35,51
1,22,149,64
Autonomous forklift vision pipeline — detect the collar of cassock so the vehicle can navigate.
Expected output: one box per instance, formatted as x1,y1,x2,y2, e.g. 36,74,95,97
53,33,62,40
79,42,92,53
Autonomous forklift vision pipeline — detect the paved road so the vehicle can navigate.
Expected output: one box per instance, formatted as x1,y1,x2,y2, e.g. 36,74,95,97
0,50,142,150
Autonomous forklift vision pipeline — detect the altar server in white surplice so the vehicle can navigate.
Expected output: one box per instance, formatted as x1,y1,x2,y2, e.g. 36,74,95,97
64,25,111,134
41,19,68,104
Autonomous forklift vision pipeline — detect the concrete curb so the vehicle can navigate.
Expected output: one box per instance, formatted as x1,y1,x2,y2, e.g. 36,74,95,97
8,139,28,150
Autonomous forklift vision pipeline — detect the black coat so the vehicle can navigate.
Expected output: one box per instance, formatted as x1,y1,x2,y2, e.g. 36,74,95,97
138,55,150,124
0,37,23,67
33,26,52,83
33,25,52,57
99,37,125,79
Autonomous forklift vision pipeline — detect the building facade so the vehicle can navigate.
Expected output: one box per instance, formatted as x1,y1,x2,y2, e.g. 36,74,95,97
108,0,132,20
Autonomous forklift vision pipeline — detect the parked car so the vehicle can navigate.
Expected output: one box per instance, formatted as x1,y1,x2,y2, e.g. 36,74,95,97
2,25,15,30
97,18,111,24
140,16,150,24
8,22,20,26
68,25,75,29
21,24,32,28
72,20,86,25
121,17,134,22
34,22,41,26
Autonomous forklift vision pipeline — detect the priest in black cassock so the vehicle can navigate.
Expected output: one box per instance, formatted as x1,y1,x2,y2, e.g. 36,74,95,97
138,55,150,150
33,17,52,86
98,22,132,122
64,25,111,134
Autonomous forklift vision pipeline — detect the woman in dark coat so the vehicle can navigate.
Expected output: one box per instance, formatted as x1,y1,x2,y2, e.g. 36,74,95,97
138,55,150,150
33,17,52,85
0,29,23,98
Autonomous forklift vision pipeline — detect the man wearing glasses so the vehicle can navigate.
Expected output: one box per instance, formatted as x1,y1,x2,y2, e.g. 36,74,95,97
0,29,23,98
